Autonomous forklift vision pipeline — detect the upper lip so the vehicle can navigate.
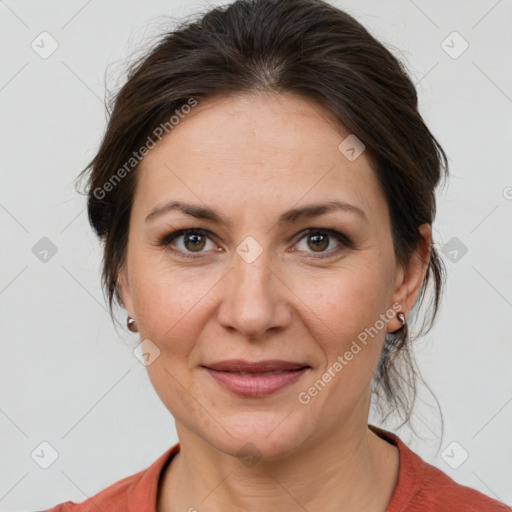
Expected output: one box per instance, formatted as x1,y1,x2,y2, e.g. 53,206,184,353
203,359,310,373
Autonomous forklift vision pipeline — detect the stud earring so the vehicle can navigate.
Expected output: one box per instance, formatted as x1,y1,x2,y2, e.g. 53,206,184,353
397,312,406,326
127,315,138,333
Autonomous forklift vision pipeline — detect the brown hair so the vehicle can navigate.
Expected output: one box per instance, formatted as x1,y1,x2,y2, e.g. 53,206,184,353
76,0,448,431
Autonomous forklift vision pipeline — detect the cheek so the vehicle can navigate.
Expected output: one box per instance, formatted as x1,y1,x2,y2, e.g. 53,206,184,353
295,269,389,413
296,261,391,348
128,252,223,352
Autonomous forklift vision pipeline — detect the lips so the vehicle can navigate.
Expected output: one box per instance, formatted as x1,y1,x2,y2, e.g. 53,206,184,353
204,359,309,373
202,359,310,398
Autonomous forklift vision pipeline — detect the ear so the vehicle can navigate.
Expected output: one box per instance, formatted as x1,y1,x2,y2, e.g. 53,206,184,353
388,223,432,332
117,265,135,318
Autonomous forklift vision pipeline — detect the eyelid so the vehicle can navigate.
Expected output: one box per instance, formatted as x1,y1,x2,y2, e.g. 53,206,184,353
290,228,353,256
159,228,220,258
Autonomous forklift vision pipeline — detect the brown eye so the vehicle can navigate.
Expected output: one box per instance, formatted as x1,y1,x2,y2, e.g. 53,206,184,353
160,229,217,257
294,228,352,257
183,232,206,252
307,232,329,252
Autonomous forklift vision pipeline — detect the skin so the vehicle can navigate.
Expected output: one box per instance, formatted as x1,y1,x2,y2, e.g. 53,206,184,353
118,92,431,511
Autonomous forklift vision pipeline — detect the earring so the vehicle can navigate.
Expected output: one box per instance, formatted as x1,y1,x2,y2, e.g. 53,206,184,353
397,312,406,327
127,315,138,333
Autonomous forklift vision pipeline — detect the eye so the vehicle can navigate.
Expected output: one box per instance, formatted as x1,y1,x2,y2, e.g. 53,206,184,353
159,229,219,258
159,227,353,259
293,229,352,257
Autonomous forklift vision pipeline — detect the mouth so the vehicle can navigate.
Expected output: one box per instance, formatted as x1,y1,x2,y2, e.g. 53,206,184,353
201,359,311,398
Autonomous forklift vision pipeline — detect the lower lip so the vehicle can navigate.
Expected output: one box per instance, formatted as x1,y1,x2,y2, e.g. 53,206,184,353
203,367,309,398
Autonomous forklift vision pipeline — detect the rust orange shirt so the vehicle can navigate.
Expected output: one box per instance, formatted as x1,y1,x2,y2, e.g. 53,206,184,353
43,425,511,511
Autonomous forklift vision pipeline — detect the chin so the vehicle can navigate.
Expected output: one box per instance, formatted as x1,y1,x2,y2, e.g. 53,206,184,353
198,411,315,462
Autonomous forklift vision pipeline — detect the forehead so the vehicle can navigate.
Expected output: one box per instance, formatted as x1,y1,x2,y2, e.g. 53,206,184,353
134,92,386,223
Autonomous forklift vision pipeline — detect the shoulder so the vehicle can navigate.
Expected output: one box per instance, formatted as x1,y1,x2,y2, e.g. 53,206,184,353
41,444,179,512
41,470,135,512
368,425,511,512
411,466,511,511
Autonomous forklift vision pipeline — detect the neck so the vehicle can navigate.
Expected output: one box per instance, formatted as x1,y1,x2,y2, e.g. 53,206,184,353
157,421,399,512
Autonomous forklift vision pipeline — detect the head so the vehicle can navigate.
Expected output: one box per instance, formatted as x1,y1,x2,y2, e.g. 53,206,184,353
77,0,448,458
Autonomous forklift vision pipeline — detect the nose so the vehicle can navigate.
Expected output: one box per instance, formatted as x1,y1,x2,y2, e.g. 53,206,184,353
216,249,292,341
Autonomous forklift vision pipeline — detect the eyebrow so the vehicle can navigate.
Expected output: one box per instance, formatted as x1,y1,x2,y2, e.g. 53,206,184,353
145,199,368,225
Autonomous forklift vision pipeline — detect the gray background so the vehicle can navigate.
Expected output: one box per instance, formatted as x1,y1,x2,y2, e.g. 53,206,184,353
1,0,511,510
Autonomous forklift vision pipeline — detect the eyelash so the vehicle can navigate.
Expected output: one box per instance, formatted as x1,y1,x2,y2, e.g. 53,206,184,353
158,228,354,259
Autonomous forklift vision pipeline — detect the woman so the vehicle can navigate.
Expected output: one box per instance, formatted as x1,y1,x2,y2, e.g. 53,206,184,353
44,0,510,510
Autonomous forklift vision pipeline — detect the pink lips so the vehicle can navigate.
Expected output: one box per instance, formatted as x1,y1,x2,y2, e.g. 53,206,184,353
202,359,310,398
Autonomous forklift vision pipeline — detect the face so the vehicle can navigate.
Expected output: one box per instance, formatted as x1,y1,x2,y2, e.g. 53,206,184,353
118,92,430,459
